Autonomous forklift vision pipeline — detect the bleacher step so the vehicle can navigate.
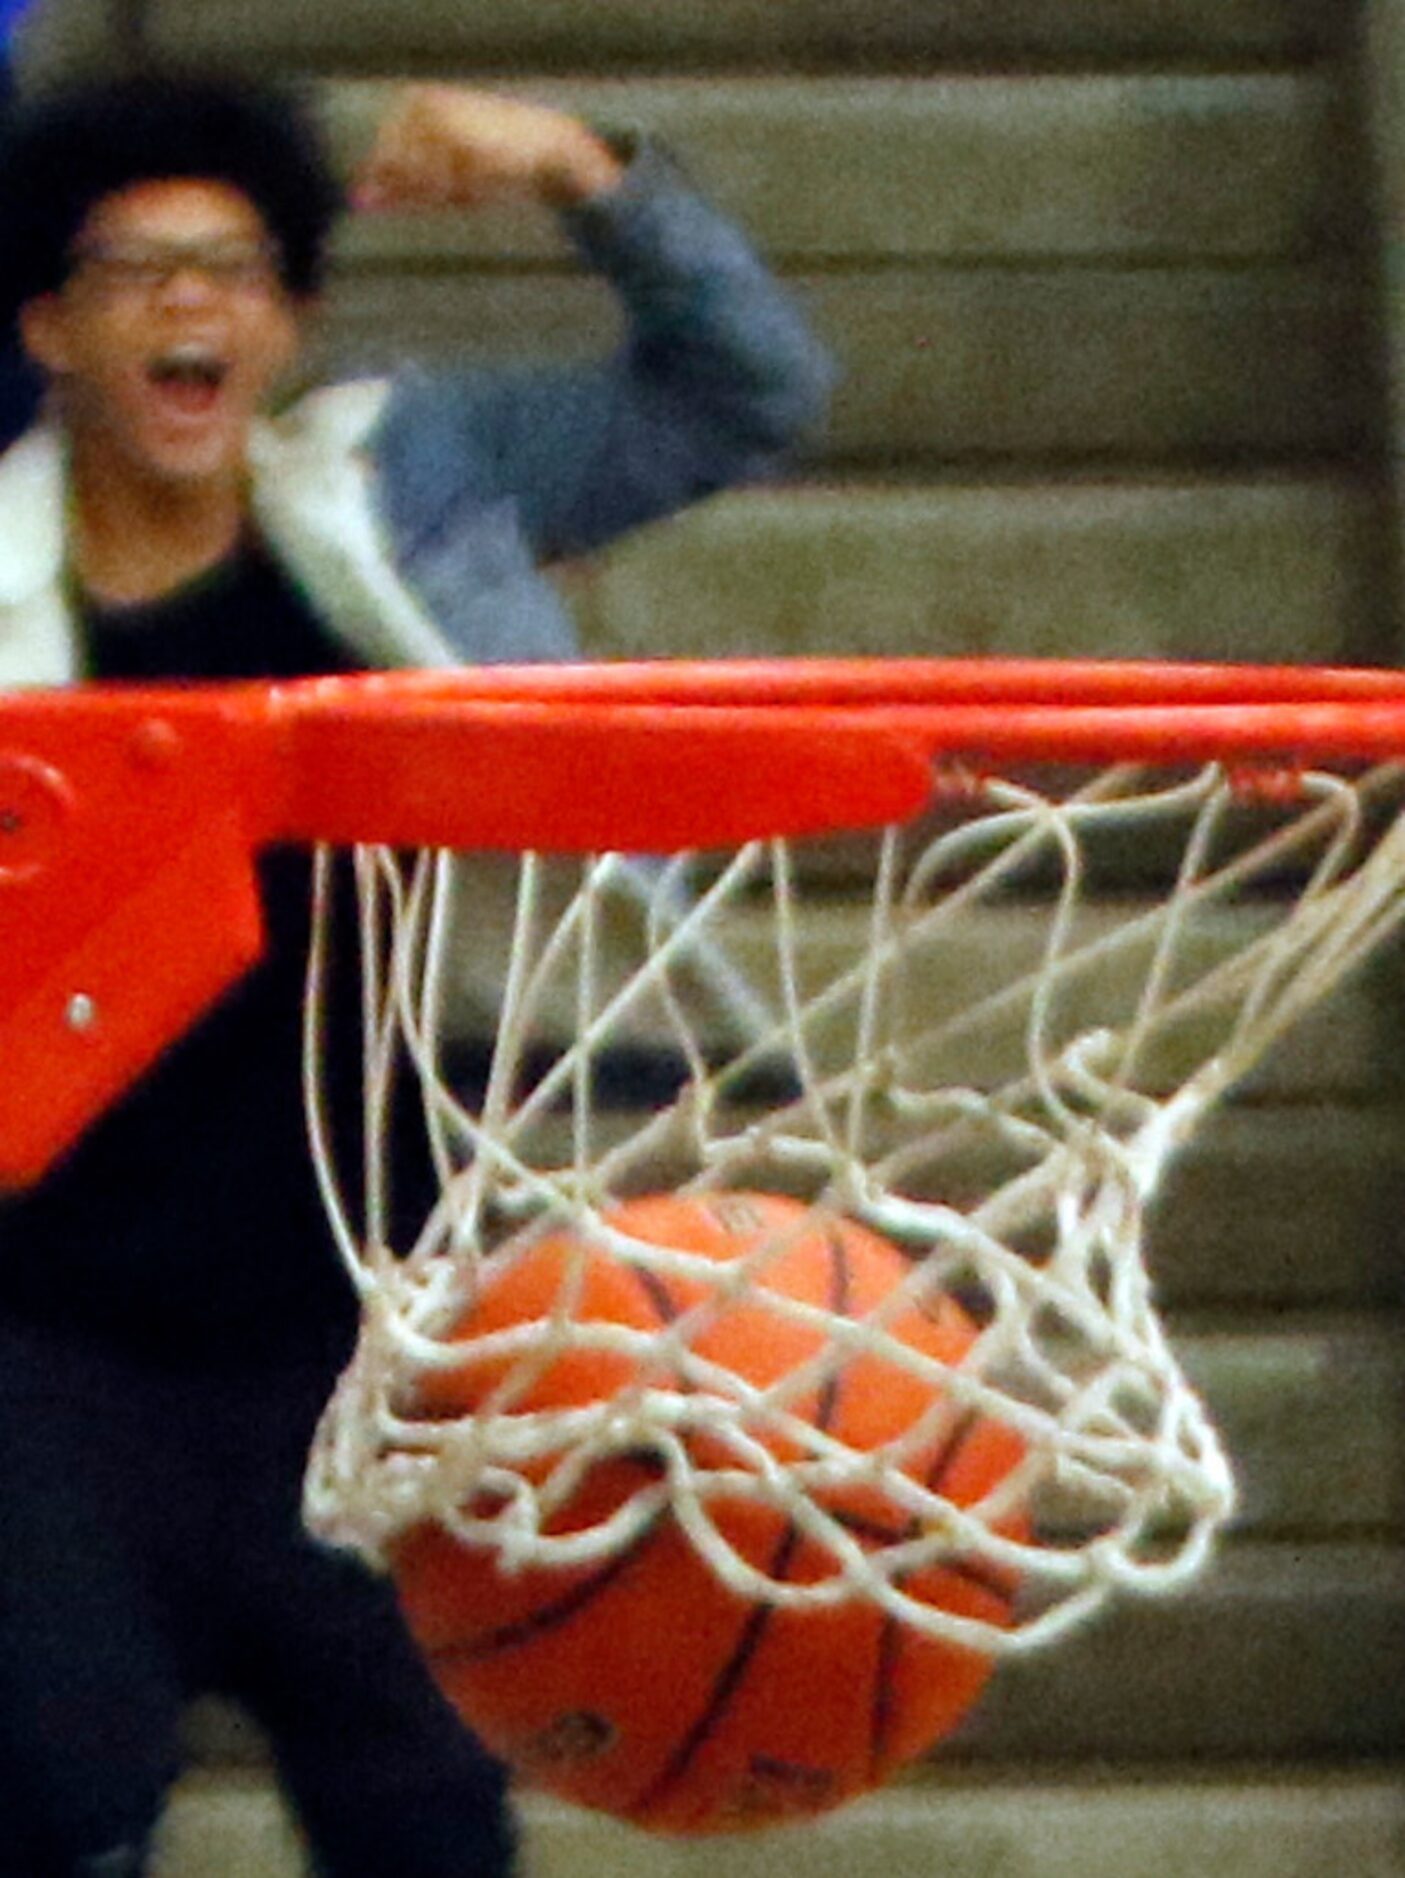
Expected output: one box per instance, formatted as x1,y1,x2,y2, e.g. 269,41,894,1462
151,1764,1405,1877
565,477,1385,665
1147,1105,1405,1307
312,263,1367,468
321,73,1336,267
957,1539,1405,1761
141,0,1347,76
1180,1316,1404,1535
445,890,1405,1103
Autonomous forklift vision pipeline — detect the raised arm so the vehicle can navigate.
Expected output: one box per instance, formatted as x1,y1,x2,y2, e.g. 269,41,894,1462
360,86,836,561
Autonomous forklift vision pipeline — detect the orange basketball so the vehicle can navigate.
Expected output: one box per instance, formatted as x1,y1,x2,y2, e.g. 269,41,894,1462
392,1191,1027,1833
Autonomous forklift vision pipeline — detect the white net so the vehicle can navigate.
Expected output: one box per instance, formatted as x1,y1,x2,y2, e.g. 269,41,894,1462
302,753,1405,1655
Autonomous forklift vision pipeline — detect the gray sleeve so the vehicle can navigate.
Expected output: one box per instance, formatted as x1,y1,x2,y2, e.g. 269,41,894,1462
370,140,836,564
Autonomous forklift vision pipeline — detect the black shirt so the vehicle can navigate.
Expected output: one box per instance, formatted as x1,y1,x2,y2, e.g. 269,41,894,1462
0,540,370,1367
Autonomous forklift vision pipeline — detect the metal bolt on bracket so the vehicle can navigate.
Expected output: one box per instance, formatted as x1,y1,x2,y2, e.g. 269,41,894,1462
65,994,99,1033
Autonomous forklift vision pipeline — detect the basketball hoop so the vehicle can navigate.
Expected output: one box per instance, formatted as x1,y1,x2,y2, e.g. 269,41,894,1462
285,659,1405,1661
7,658,1405,1666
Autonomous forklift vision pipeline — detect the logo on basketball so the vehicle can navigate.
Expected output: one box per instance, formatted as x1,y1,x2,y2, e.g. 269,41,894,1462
526,1709,618,1768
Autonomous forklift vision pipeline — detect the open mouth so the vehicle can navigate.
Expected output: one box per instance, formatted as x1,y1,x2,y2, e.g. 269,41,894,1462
145,346,231,417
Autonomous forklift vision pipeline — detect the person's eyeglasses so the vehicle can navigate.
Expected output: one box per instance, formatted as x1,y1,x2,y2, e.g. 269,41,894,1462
67,236,284,297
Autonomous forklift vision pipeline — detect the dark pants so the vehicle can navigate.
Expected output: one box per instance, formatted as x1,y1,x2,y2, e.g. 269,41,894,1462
0,1317,516,1877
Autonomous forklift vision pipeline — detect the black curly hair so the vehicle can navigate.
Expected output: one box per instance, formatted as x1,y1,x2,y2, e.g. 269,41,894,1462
0,74,343,326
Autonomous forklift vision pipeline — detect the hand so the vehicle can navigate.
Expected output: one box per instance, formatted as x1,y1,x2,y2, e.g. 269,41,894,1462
353,86,625,213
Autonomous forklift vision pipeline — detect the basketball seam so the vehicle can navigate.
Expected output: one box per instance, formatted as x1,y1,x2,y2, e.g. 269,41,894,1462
631,1218,853,1825
423,1256,677,1665
424,1506,669,1666
869,1409,1017,1779
920,1412,1020,1605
